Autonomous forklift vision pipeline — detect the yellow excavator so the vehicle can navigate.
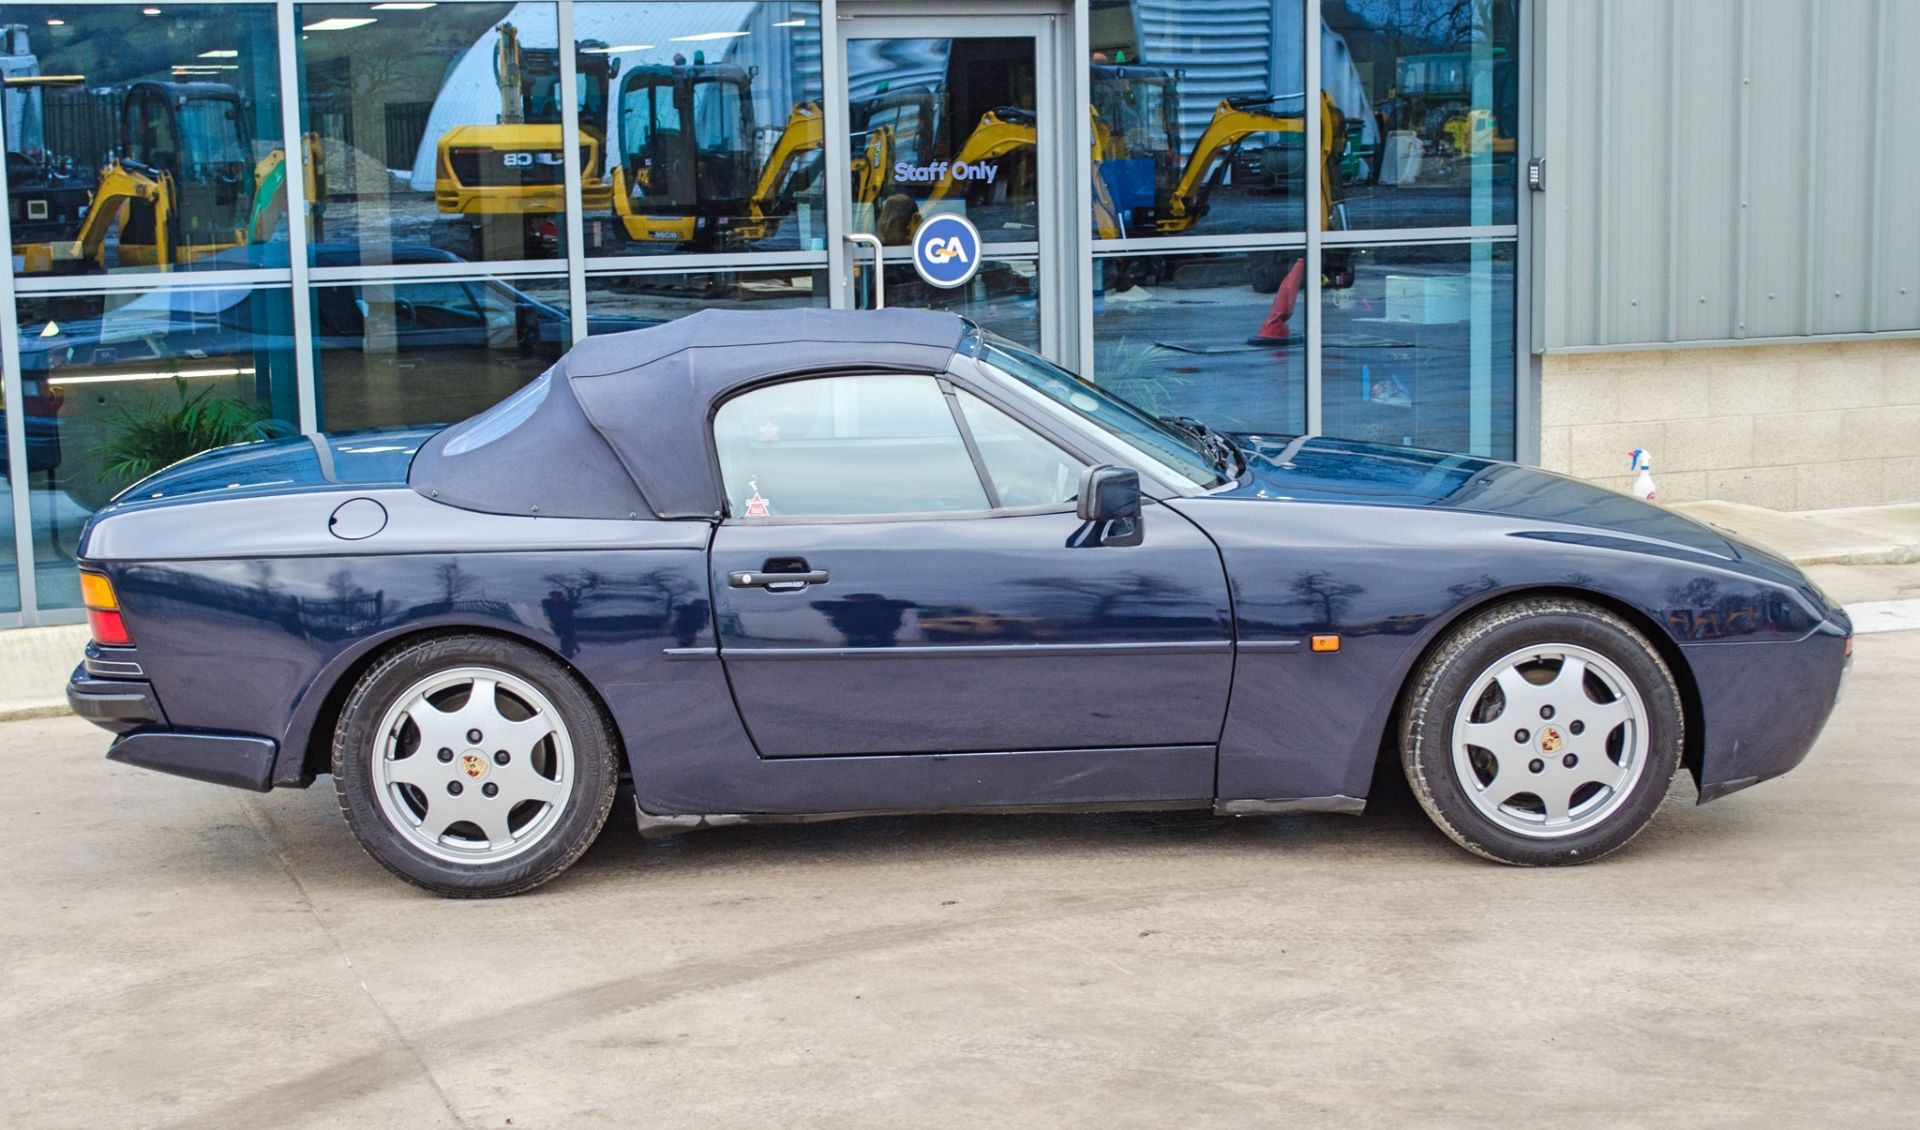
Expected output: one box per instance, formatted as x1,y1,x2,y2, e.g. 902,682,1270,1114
18,80,323,273
921,79,1345,243
434,22,613,257
920,104,1145,239
610,61,780,248
1154,91,1345,235
608,66,896,251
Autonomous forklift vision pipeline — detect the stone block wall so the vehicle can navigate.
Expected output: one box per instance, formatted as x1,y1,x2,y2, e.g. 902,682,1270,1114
1537,339,1920,508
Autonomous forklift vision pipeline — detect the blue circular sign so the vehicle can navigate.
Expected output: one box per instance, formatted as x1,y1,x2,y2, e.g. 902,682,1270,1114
912,214,983,290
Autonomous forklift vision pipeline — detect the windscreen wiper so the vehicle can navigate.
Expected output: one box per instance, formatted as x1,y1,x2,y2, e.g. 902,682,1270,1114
1160,415,1244,477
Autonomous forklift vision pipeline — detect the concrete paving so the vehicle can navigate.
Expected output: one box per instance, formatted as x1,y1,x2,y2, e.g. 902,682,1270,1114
0,623,87,720
3,623,1917,1127
1672,499,1920,565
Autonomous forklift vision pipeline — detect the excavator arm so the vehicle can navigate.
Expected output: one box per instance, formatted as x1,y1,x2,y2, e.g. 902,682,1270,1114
926,107,1124,238
849,121,893,207
739,102,827,240
245,133,327,245
926,108,1037,203
46,160,176,271
1156,91,1342,235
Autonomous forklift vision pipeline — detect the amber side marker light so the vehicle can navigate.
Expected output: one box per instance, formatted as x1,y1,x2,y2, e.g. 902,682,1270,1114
80,572,132,646
1311,634,1340,652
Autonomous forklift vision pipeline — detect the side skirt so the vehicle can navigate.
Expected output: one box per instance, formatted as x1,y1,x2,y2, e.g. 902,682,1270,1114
1213,795,1368,817
631,794,1368,837
633,798,1213,838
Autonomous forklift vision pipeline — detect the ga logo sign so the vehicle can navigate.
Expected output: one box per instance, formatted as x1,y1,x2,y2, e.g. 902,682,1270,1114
912,214,983,290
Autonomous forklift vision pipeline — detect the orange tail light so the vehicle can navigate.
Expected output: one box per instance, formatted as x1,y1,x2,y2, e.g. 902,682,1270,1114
80,572,132,647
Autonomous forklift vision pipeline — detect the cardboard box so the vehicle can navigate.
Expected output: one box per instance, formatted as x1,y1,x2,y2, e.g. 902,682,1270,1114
1385,275,1469,324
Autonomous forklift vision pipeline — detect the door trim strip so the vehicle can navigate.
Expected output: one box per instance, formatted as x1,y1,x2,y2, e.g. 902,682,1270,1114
719,640,1232,660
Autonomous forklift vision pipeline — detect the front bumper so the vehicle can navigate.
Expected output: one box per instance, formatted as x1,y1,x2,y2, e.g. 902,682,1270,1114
1687,611,1852,803
68,665,277,793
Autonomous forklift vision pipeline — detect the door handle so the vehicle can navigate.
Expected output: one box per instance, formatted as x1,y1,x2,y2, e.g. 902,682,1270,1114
843,233,884,310
729,570,830,590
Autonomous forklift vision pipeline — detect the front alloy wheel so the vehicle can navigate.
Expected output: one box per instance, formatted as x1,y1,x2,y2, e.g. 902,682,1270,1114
1449,644,1651,838
334,634,619,896
1400,598,1683,866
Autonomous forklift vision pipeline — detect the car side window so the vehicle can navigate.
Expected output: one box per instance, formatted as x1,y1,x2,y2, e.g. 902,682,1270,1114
715,375,990,518
952,388,1087,508
394,280,485,330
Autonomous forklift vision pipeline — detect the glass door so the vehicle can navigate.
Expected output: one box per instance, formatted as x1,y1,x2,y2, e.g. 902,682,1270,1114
829,11,1071,359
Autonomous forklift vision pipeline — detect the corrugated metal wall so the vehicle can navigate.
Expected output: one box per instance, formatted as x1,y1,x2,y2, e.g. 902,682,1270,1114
1538,0,1920,350
1135,0,1291,151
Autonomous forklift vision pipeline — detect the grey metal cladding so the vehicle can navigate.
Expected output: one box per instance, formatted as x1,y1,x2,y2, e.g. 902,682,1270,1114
1539,0,1916,350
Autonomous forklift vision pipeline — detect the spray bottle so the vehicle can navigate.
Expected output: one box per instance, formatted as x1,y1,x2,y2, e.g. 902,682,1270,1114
1628,448,1657,503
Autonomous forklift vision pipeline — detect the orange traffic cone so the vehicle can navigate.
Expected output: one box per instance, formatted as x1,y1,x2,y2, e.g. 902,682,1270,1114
1248,257,1307,346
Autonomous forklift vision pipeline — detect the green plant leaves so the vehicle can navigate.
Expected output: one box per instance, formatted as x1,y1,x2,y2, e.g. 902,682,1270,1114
94,376,292,487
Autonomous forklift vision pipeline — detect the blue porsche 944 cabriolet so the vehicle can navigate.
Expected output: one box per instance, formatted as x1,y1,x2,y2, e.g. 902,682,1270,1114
67,309,1852,896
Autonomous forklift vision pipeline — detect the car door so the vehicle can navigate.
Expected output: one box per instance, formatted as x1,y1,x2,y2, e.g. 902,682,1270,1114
707,370,1233,759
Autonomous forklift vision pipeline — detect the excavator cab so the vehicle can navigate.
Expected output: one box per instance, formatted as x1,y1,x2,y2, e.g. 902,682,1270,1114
119,82,255,257
17,78,318,273
854,83,943,170
509,42,614,145
433,25,613,257
611,63,756,247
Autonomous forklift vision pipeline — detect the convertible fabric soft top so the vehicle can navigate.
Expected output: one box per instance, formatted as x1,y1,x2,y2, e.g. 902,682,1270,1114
409,307,967,520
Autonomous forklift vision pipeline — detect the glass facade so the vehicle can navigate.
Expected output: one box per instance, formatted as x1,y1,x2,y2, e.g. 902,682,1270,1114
14,284,299,609
311,273,569,430
1082,0,1516,451
1093,249,1308,434
6,4,287,277
1322,0,1518,230
0,0,1521,626
1089,0,1310,240
1321,240,1514,454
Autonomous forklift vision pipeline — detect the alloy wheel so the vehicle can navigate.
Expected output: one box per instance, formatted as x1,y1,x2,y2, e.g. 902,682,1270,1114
1449,643,1650,839
369,665,575,864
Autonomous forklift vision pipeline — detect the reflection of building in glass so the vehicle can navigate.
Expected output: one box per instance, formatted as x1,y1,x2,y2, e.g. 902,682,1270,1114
0,0,1916,628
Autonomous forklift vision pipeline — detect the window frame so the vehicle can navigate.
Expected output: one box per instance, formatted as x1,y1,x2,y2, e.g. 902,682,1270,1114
708,368,1099,525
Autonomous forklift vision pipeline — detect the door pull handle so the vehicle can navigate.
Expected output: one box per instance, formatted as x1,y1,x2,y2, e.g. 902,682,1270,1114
843,233,884,310
729,570,830,589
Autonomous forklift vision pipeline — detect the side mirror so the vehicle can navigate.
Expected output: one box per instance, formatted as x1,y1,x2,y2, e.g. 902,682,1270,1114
1075,466,1143,547
1077,465,1141,523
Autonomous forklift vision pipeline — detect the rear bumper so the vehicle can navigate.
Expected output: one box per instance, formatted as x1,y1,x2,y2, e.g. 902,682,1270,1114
67,667,168,734
68,665,277,793
105,732,277,793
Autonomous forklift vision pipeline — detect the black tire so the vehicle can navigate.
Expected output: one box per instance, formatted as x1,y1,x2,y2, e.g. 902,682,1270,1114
1399,597,1683,866
332,633,621,897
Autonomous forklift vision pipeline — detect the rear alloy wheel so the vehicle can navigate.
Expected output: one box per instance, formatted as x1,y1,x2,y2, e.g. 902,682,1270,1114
1400,598,1683,865
333,635,619,896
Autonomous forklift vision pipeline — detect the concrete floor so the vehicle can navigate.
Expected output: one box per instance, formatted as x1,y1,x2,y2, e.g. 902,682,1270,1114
4,629,1916,1127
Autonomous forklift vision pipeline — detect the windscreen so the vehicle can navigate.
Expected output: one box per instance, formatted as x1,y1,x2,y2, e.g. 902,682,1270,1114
966,332,1227,489
177,97,249,170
